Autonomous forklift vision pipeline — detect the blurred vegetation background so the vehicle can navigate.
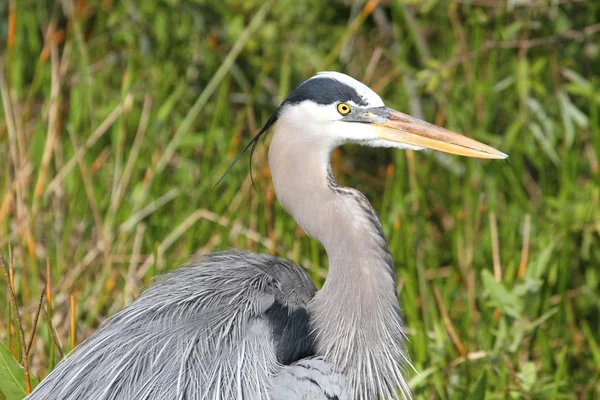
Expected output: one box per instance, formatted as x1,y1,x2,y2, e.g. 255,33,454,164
1,0,599,398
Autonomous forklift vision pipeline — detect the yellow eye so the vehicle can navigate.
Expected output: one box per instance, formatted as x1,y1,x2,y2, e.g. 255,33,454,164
337,103,351,115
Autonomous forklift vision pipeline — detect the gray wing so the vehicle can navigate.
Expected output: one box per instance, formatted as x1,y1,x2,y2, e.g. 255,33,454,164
27,251,317,400
270,358,348,400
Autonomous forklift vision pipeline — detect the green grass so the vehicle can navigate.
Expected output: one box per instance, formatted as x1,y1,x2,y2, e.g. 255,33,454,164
1,0,599,398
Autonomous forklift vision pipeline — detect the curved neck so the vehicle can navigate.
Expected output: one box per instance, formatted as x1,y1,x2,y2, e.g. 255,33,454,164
269,123,410,399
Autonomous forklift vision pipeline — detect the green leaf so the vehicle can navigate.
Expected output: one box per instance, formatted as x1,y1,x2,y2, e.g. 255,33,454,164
517,362,537,391
524,308,558,334
527,240,557,281
559,91,589,148
407,366,437,389
529,121,560,166
581,320,600,369
482,270,522,319
558,92,575,148
469,369,487,400
0,342,37,399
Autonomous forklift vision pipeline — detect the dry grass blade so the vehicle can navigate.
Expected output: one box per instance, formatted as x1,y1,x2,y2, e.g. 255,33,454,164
70,294,76,350
323,0,381,68
105,95,153,235
489,212,502,282
518,214,532,278
432,283,466,356
67,127,109,258
45,99,126,195
45,258,52,310
42,306,64,360
449,350,488,367
138,208,216,277
0,55,19,170
25,283,47,358
125,223,147,302
32,42,61,212
117,188,180,234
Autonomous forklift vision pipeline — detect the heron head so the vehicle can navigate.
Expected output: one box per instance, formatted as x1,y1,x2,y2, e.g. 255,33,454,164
274,71,507,159
216,72,507,187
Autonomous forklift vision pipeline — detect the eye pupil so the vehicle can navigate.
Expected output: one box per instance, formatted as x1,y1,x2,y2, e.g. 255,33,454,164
338,103,351,115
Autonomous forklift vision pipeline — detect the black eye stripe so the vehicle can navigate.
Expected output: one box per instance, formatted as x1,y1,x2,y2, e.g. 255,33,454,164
281,77,368,106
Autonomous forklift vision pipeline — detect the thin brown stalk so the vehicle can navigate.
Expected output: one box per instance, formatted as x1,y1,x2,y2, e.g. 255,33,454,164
499,351,532,400
468,194,486,319
67,127,109,260
46,258,53,310
248,181,259,252
432,283,467,356
42,306,64,359
9,72,27,169
424,266,453,280
405,150,419,212
371,67,403,94
449,350,488,367
7,0,16,49
32,41,61,211
517,215,532,278
227,175,252,214
60,245,102,290
45,100,126,195
0,251,32,393
0,191,14,227
117,188,180,234
25,283,47,358
363,47,383,86
448,3,474,82
138,208,216,277
4,60,37,272
70,294,76,350
400,3,431,62
0,55,30,270
124,223,146,303
0,55,17,163
0,164,32,240
105,95,153,235
9,244,14,289
489,212,502,282
339,0,361,64
322,0,381,68
23,6,59,114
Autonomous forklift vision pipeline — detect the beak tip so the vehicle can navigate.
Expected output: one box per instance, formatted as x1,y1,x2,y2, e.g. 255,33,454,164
373,109,509,161
495,151,509,160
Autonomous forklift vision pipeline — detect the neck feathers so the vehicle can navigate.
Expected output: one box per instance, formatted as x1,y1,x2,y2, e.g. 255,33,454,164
309,181,411,399
269,122,411,399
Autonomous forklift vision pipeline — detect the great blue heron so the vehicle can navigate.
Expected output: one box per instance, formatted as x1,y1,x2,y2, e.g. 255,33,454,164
27,72,506,400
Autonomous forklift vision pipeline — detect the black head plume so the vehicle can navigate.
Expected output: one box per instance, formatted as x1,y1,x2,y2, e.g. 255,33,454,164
214,111,279,188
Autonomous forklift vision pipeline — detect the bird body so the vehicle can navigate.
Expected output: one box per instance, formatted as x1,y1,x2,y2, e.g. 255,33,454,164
29,252,328,399
28,72,506,400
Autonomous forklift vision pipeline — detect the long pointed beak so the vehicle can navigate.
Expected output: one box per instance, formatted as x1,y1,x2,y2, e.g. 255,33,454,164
370,107,507,159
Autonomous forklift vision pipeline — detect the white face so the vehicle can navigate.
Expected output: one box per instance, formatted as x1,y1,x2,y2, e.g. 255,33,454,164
273,71,508,160
276,72,424,151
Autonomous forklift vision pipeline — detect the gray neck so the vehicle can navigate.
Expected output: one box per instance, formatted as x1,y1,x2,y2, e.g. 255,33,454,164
269,123,410,399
